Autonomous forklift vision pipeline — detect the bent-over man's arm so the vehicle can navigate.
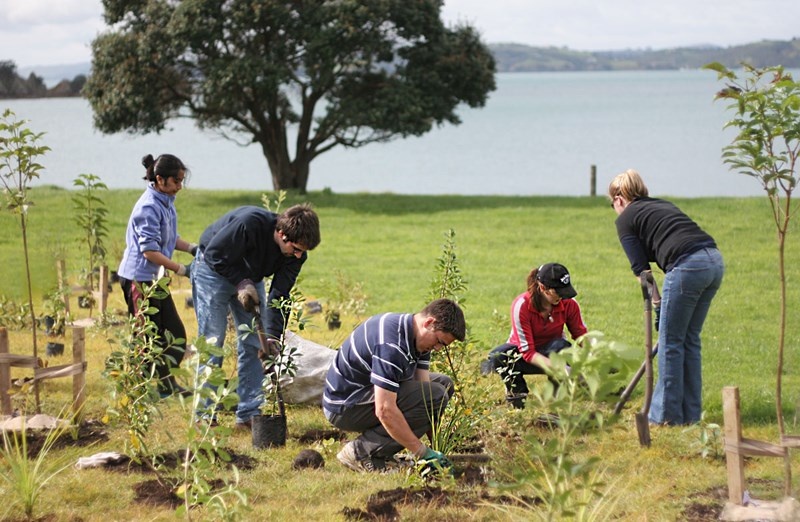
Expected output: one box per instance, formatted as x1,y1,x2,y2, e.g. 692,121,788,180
374,386,426,456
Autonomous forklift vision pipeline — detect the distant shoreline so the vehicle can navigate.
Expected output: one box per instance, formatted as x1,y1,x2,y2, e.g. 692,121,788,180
6,36,798,97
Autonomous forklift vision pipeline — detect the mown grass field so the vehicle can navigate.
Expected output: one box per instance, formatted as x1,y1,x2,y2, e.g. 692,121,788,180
0,187,798,520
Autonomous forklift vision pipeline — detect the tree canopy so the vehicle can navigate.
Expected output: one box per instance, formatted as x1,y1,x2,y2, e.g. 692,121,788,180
84,0,496,192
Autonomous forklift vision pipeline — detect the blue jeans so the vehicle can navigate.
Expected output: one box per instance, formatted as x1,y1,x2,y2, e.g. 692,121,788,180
191,250,269,423
650,247,724,425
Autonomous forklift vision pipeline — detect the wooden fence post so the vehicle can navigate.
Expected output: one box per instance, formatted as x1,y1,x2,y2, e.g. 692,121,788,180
590,164,597,197
72,326,86,419
0,327,88,423
723,386,746,504
722,386,797,508
97,265,109,314
0,327,10,415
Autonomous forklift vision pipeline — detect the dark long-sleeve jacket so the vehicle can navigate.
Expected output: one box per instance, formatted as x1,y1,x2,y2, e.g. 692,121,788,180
615,197,716,275
199,206,305,337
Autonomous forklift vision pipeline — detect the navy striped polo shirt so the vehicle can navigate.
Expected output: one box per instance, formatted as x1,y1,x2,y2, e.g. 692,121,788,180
323,313,430,414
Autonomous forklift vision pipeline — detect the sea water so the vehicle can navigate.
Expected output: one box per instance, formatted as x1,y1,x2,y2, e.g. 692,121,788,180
1,70,769,197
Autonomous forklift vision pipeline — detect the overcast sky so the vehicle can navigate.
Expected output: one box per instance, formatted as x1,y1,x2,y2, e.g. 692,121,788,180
2,0,798,68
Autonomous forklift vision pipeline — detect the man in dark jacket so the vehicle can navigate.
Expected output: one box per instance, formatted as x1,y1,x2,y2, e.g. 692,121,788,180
192,204,320,428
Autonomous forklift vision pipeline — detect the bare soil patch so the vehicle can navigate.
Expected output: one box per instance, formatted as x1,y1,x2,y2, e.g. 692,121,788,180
21,418,109,458
341,485,537,521
102,448,257,474
297,427,348,443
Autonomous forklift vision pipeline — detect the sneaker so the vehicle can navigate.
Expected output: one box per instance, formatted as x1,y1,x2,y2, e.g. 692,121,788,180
195,416,218,428
337,441,386,473
480,359,494,376
234,418,253,431
506,392,527,410
534,413,560,428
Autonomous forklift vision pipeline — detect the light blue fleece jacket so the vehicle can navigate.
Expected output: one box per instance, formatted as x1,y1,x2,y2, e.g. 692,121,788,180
118,184,179,281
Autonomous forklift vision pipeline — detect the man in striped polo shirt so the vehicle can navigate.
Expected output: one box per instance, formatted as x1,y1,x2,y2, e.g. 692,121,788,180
323,298,466,473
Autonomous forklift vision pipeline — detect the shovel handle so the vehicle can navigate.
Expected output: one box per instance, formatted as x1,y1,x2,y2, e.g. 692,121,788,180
640,271,656,307
639,272,655,429
612,343,659,415
252,309,286,418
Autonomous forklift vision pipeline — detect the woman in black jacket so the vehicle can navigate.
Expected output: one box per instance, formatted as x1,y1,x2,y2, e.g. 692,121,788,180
609,169,724,426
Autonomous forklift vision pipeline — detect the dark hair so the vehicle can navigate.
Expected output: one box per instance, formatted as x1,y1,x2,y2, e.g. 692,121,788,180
276,203,321,250
526,266,548,313
422,298,466,342
142,154,189,183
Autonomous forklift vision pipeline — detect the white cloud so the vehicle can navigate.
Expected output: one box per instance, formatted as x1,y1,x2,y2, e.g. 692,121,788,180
1,0,798,67
442,0,799,50
2,0,101,26
0,0,104,66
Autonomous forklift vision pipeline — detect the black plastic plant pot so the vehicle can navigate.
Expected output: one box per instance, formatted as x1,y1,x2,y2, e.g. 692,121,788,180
327,319,341,330
44,315,56,335
327,311,342,330
46,342,65,357
252,414,287,448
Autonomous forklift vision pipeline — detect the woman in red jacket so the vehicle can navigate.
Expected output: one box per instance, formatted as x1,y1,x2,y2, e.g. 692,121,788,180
482,263,587,409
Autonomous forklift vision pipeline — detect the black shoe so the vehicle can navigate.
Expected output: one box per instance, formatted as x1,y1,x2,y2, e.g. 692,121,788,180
480,359,494,376
506,392,527,409
534,413,560,428
158,379,192,399
506,393,528,410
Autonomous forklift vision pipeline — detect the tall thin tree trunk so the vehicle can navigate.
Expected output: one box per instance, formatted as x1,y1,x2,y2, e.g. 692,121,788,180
21,218,41,413
778,228,792,495
776,229,785,437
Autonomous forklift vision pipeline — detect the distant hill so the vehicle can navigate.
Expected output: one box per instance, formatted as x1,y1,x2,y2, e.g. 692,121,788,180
18,62,91,88
3,38,800,99
1,60,88,98
489,38,800,72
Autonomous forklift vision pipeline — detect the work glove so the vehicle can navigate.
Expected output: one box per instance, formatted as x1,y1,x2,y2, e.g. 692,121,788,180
175,263,191,278
416,445,453,475
237,279,259,313
188,243,199,256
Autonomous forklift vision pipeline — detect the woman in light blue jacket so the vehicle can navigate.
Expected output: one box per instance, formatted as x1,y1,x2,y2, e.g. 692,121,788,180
118,154,197,398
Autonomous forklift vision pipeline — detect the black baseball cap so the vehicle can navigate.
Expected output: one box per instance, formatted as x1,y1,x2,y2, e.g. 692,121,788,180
536,263,577,299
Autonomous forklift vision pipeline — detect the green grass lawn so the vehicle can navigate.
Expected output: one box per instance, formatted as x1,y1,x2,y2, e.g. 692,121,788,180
0,187,798,520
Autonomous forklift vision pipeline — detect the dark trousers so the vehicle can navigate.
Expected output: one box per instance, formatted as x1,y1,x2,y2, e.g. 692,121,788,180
326,373,453,460
487,339,571,395
120,278,186,391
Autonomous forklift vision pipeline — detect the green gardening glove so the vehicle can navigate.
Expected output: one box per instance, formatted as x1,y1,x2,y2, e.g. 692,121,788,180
654,303,661,331
419,447,453,475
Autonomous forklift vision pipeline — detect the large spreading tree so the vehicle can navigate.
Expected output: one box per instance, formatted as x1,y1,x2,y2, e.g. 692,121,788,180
85,0,496,192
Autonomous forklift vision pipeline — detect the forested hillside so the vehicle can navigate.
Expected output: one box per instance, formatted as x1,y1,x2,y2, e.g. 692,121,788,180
0,60,85,98
3,38,799,99
490,38,800,72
